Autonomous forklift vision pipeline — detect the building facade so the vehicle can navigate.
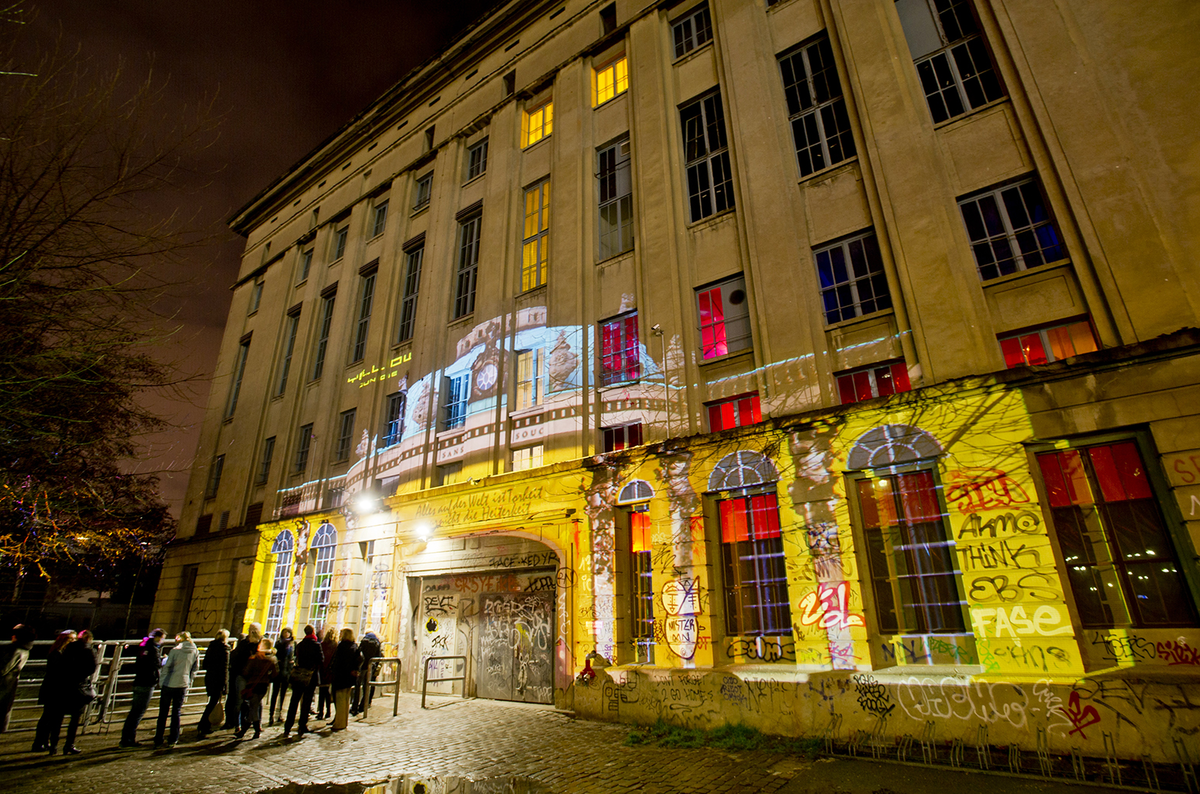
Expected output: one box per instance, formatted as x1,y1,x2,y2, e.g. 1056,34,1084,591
153,0,1200,763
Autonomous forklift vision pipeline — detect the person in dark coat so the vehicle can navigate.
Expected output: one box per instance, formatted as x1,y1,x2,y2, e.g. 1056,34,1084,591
0,624,36,732
227,623,261,733
119,627,165,747
283,624,323,737
235,638,277,739
31,630,75,752
268,626,294,725
46,630,97,755
329,628,362,731
316,627,336,720
352,630,382,716
197,629,229,736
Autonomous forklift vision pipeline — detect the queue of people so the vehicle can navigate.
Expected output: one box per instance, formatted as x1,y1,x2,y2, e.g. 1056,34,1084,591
0,621,382,756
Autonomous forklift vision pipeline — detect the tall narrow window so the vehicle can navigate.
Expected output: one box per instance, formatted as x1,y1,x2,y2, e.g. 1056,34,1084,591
696,276,751,359
598,138,633,259
256,436,276,486
720,493,789,636
444,373,470,430
397,244,424,343
672,4,713,59
856,470,966,634
276,307,301,396
1000,320,1098,369
265,530,294,638
413,172,433,211
512,444,544,471
297,247,314,283
593,53,628,107
351,267,377,363
311,290,336,381
631,511,655,663
680,90,734,222
523,98,553,147
896,0,1003,124
516,349,544,410
382,392,406,447
466,138,489,181
225,337,251,419
707,393,761,432
814,231,892,325
600,313,640,385
309,523,337,625
779,37,856,177
522,180,551,290
204,455,225,500
1037,440,1197,628
334,409,356,463
454,213,481,318
248,278,264,315
332,223,349,261
294,423,314,474
371,200,389,238
959,179,1065,280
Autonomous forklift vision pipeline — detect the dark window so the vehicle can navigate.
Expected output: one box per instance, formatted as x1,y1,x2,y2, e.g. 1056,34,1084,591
225,337,251,418
466,138,489,181
601,3,617,35
332,224,349,261
1037,440,1198,628
680,90,734,222
897,0,1003,123
672,4,713,59
721,493,789,636
696,276,751,359
276,308,301,395
311,291,336,381
837,361,911,405
371,200,389,238
256,437,276,486
959,179,1065,280
297,248,313,283
382,392,406,447
294,423,314,473
397,245,424,343
351,268,376,363
413,172,433,211
334,409,356,462
455,214,481,318
598,138,634,259
856,470,966,634
600,313,640,385
779,37,856,177
707,392,761,432
195,514,213,535
245,502,264,530
603,423,643,452
204,455,225,500
248,278,264,315
1000,320,1098,368
814,231,892,324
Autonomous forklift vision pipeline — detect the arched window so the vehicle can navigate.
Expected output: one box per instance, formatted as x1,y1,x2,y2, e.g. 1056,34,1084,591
617,479,654,504
264,530,294,637
708,450,778,492
309,523,337,625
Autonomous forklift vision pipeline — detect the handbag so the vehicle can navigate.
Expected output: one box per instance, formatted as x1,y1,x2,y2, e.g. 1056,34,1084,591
289,667,315,687
211,697,225,726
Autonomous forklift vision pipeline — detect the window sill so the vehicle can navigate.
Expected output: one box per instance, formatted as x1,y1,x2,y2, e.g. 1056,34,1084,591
517,282,548,299
448,313,475,330
593,91,628,111
698,347,753,368
979,257,1072,288
410,203,430,218
932,96,1010,131
685,207,736,231
824,307,895,332
437,427,467,443
510,404,547,421
596,249,634,268
796,156,859,187
671,40,713,67
599,379,640,393
329,257,344,267
462,173,486,188
522,135,551,153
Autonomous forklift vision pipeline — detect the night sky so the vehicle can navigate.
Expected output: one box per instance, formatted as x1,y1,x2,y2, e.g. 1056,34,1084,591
20,1,496,515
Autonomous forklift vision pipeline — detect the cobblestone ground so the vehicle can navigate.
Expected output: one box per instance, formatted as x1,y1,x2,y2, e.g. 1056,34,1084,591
0,695,1128,794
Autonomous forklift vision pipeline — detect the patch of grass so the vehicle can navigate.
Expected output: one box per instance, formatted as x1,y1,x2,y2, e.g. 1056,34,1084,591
624,720,823,759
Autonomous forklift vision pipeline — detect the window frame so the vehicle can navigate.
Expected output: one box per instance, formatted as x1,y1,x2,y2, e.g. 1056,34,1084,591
310,290,336,381
444,373,470,431
466,138,489,181
225,337,251,419
276,307,302,396
718,491,790,638
521,179,551,291
593,53,629,107
454,212,481,319
671,3,713,60
396,243,424,343
597,137,634,260
204,454,225,500
778,36,857,178
256,436,276,486
706,392,762,432
371,199,389,238
600,312,640,386
308,523,338,625
515,348,545,411
836,361,912,405
523,98,554,148
331,223,349,262
350,267,377,364
999,319,1098,369
695,275,752,360
680,89,735,222
629,509,655,663
814,230,892,325
264,531,294,639
412,172,433,212
248,278,264,315
334,408,356,463
512,443,544,472
958,178,1066,281
293,423,314,474
297,247,314,284
382,391,406,447
603,423,644,453
897,0,1004,124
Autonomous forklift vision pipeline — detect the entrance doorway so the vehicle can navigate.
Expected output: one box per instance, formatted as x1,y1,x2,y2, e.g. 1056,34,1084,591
477,591,554,703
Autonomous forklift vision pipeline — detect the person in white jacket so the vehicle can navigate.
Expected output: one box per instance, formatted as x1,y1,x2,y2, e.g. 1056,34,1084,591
152,632,199,748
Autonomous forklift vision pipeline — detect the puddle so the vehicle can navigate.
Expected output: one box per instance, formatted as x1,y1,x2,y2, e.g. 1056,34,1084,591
260,776,547,794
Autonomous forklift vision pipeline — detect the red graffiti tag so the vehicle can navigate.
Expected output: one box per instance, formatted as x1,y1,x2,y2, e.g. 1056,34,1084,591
945,467,1032,514
798,582,865,631
1061,690,1101,738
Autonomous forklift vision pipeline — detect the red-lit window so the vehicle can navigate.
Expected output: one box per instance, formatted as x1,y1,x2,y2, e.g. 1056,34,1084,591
720,493,788,636
1037,440,1196,628
631,511,654,662
1000,320,1098,368
856,470,965,634
601,313,640,385
707,393,761,432
836,362,911,405
603,423,643,453
696,276,751,360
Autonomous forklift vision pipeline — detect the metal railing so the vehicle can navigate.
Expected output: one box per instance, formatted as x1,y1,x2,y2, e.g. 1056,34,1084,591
420,655,467,709
360,657,401,719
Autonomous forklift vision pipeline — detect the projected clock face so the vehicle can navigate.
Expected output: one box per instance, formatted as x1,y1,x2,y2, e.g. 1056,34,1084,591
475,362,498,392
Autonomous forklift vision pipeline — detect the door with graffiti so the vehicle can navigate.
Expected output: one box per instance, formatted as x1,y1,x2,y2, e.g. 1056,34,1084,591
478,590,554,703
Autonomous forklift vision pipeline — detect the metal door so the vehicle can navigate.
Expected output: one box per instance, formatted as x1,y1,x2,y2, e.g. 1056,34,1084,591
476,591,554,703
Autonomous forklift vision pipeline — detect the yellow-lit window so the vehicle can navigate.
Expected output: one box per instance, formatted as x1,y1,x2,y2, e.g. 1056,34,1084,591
523,100,553,147
512,444,544,471
522,180,550,290
593,55,628,107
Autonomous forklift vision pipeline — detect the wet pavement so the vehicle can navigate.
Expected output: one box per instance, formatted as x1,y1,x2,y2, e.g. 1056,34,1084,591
0,694,1136,793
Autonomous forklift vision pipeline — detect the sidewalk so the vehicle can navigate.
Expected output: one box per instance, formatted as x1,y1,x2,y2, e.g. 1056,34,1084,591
0,694,1134,794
